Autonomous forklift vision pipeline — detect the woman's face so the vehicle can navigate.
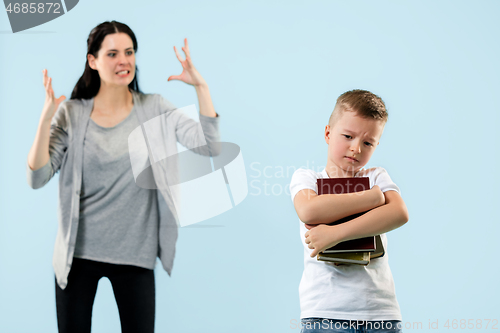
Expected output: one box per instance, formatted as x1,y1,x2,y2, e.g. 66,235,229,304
88,32,136,88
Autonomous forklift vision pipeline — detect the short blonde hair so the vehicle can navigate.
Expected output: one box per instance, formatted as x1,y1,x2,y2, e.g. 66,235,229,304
329,89,388,127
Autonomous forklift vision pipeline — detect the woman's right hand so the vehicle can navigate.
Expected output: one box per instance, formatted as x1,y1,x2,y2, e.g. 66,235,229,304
41,69,66,122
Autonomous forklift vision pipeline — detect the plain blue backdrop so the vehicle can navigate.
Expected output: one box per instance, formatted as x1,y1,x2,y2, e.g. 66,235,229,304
1,1,499,332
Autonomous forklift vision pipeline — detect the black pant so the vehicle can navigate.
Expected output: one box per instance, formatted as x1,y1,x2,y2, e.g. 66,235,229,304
55,257,155,333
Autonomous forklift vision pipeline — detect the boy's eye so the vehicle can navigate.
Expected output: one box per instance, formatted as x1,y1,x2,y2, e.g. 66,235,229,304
108,53,115,57
343,135,372,146
127,51,133,55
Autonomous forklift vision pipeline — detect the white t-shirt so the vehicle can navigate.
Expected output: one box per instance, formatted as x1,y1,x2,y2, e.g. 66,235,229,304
290,167,403,321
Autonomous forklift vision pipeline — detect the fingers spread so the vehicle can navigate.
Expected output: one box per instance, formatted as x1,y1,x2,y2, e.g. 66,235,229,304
45,77,53,98
48,77,55,99
183,38,192,62
181,46,191,62
168,75,182,82
173,46,184,63
43,69,48,86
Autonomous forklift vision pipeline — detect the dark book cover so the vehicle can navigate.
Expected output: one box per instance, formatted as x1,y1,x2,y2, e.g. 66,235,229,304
316,177,381,254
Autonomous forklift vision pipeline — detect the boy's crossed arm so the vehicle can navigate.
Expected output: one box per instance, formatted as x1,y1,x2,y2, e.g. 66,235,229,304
294,187,409,257
293,185,385,225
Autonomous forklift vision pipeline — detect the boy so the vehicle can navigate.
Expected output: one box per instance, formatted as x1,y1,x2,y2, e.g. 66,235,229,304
290,89,409,333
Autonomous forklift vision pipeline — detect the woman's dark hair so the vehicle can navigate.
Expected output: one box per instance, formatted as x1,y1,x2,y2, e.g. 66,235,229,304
71,21,141,100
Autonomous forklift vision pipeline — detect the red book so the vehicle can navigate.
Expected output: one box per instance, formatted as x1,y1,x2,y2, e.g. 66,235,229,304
316,177,376,253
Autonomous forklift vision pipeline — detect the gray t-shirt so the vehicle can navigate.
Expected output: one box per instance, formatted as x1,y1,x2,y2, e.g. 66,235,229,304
74,106,159,269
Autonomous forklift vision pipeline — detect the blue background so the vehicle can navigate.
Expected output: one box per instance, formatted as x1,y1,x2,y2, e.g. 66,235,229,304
1,0,499,332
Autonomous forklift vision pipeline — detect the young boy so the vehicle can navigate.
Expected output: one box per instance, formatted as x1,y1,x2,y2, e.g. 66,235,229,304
290,89,409,333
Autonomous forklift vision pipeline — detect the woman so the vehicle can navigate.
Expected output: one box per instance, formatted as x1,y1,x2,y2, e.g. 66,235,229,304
26,21,220,332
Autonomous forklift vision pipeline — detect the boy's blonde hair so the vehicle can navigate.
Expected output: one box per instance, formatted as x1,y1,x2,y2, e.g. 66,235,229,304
329,89,388,128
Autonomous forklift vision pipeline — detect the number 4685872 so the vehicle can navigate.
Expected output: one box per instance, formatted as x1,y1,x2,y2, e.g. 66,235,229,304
5,3,61,14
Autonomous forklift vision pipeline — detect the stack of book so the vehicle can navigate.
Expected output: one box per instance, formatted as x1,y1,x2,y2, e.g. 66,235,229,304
315,177,385,266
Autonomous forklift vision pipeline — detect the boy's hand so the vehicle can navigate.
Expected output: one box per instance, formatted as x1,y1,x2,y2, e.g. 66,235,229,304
304,224,341,257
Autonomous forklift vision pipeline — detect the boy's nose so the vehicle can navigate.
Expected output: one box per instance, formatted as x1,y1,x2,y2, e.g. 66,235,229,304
350,142,361,154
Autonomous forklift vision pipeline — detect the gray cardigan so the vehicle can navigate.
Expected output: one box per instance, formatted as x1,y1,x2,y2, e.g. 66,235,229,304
26,91,220,289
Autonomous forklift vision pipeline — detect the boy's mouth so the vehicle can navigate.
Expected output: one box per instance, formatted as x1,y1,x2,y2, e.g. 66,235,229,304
345,156,358,162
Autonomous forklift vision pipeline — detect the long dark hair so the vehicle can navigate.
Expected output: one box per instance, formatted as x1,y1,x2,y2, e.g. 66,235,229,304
71,21,141,100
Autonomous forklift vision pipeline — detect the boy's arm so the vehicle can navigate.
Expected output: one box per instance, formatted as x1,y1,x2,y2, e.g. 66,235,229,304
293,185,385,225
305,190,409,257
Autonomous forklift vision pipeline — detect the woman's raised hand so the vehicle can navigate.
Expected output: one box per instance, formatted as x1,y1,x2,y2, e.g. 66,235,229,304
41,69,66,122
168,38,207,87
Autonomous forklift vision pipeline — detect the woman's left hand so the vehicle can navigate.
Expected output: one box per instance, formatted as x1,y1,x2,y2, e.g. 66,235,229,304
305,224,341,257
168,38,207,87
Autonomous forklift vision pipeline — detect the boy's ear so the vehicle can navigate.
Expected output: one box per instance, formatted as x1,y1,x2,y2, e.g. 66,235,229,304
324,125,331,144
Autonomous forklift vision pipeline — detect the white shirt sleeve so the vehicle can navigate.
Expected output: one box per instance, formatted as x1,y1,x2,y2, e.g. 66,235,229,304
290,168,319,203
369,167,401,195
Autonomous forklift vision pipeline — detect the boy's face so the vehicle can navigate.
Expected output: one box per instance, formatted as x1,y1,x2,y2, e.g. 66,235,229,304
324,111,385,177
